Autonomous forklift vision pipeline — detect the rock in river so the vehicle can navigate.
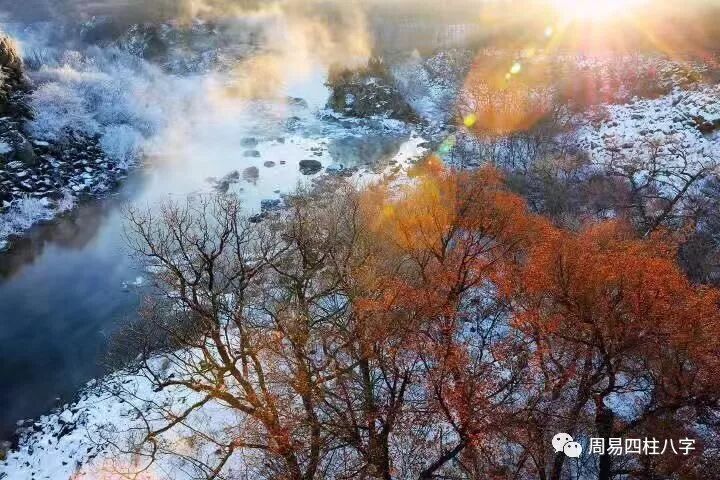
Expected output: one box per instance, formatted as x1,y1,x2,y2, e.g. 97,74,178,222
299,159,322,175
260,198,282,212
241,137,258,148
242,166,259,183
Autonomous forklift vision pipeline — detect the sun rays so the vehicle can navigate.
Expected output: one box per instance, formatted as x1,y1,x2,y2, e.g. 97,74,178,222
550,0,650,23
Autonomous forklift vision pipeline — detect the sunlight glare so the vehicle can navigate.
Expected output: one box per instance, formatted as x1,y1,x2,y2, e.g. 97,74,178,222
551,0,648,22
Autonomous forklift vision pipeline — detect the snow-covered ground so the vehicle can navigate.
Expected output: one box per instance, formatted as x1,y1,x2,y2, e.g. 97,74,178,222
577,84,720,198
2,362,247,480
580,84,720,161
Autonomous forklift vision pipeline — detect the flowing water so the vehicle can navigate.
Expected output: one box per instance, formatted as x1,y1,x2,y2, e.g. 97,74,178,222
0,18,424,439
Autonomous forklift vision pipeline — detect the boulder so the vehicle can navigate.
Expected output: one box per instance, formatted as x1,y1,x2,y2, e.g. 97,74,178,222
241,137,259,148
242,166,259,183
210,170,239,193
286,97,308,108
326,57,419,123
299,159,322,175
260,198,282,212
1,130,36,166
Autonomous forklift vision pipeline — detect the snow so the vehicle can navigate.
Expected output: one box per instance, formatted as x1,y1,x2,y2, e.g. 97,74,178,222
0,196,54,250
99,125,144,168
578,84,720,194
3,372,162,479
55,190,76,213
580,85,720,158
0,23,180,248
3,352,265,479
29,80,101,140
0,142,11,154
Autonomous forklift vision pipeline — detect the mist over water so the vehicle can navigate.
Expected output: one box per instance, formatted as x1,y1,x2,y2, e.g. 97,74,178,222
0,0,449,439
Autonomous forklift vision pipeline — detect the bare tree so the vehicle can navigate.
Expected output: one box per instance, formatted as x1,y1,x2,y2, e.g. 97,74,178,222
110,190,437,480
110,193,349,479
600,133,717,235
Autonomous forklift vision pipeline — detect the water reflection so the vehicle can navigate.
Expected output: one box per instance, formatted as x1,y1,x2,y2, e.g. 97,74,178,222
328,131,410,168
0,179,143,280
0,176,149,439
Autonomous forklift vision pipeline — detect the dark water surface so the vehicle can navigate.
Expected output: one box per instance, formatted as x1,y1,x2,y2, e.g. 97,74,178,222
0,179,145,439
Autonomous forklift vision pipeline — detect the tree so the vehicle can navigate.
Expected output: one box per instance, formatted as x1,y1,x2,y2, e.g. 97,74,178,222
358,166,545,479
495,220,720,480
596,133,716,236
109,167,720,480
116,193,357,480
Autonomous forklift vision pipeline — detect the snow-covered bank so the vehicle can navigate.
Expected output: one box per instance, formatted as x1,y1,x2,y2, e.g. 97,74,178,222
0,22,177,249
2,367,208,479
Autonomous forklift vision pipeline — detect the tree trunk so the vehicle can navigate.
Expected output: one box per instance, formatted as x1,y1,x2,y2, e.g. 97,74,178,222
596,402,615,480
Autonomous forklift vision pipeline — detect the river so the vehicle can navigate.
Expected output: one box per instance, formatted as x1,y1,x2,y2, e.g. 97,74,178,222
0,32,424,439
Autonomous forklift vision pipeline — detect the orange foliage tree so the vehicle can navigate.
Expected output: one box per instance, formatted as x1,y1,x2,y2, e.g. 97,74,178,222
357,166,547,478
119,165,720,480
495,220,720,480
